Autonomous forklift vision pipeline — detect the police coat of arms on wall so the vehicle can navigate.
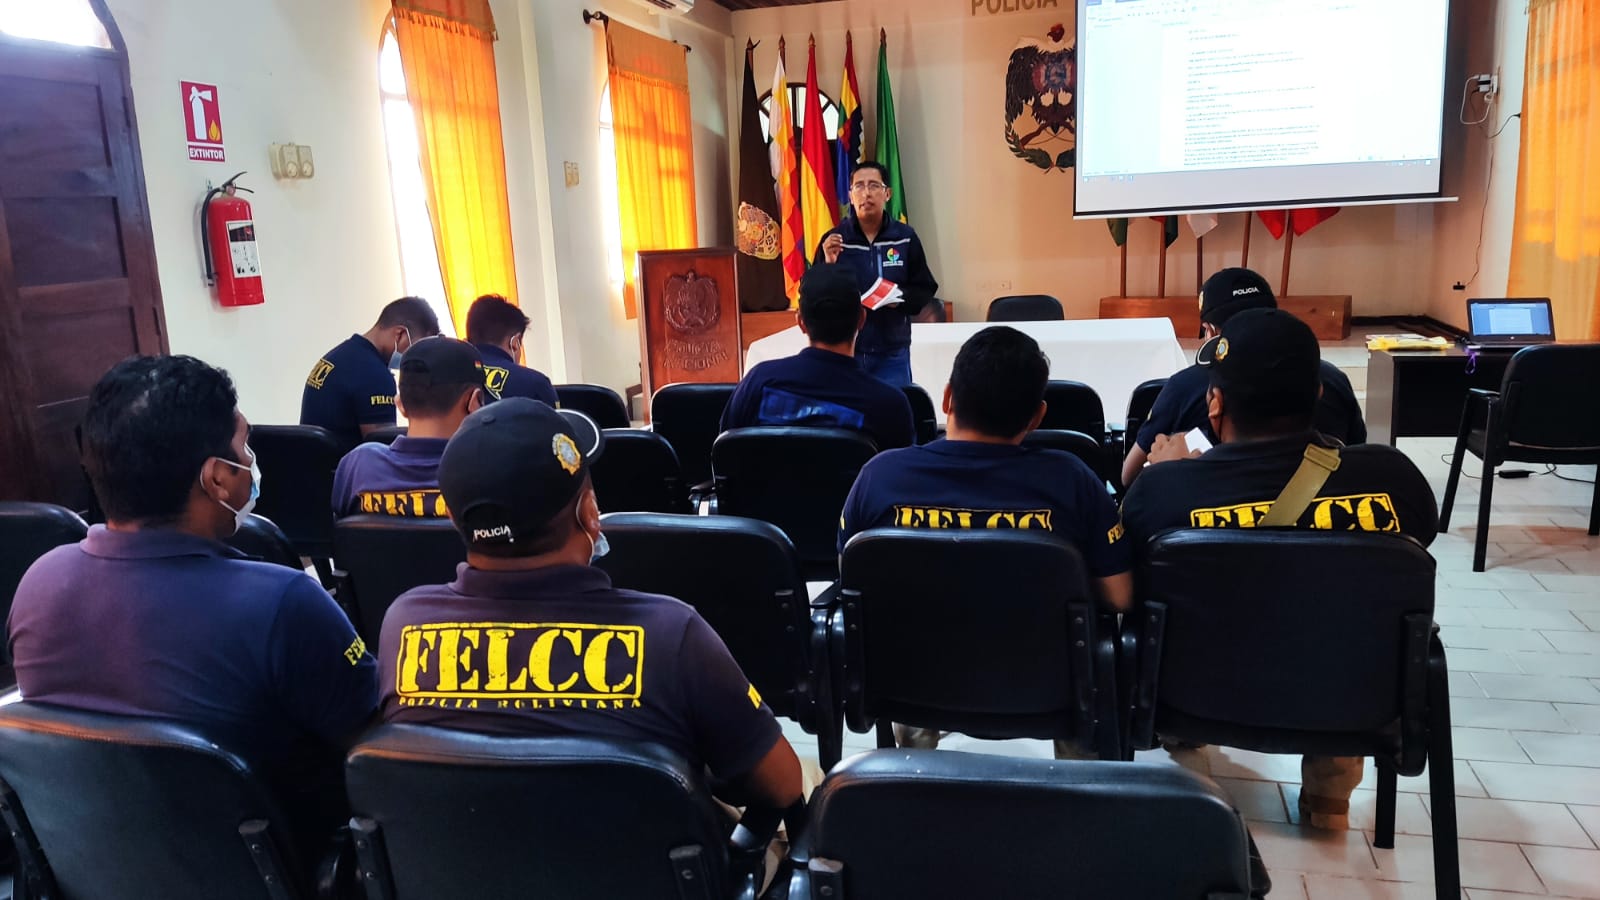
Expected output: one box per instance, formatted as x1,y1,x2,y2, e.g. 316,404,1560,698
1005,23,1076,173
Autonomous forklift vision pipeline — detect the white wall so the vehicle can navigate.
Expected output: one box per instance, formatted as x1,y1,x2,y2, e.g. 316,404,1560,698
732,0,1525,323
108,0,405,426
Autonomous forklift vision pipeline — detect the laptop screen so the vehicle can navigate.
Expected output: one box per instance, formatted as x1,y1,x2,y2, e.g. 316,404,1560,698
1468,299,1555,340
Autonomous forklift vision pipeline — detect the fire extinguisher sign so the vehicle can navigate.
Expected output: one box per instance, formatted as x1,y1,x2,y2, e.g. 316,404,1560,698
181,81,225,162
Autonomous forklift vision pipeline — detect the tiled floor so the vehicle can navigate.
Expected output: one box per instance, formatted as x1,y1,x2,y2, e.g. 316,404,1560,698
782,343,1600,899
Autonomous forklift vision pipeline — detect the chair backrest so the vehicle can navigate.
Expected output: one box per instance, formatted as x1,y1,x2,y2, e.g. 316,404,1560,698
1039,380,1107,438
0,702,307,900
595,513,812,721
333,515,465,644
986,294,1064,322
796,750,1252,900
900,384,938,445
650,382,737,488
361,425,408,446
590,430,691,514
1020,429,1106,480
712,427,879,579
225,514,304,571
1124,377,1169,453
345,726,733,900
555,383,631,429
838,529,1101,748
249,425,343,558
1499,344,1600,450
1139,530,1435,740
0,503,87,667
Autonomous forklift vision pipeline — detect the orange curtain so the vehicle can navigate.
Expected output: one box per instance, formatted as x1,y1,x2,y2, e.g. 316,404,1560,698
392,0,518,336
1508,0,1600,340
606,21,699,319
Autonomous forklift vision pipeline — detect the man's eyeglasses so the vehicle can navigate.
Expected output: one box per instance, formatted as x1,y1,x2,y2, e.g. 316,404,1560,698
850,181,887,194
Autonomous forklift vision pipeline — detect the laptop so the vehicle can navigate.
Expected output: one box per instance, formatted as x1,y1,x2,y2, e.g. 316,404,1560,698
1466,298,1557,349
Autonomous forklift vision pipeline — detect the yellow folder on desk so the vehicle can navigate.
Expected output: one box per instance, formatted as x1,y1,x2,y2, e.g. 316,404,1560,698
1366,334,1451,351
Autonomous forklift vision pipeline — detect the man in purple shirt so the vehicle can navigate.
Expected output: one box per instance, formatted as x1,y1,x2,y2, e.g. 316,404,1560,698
8,355,378,843
722,262,915,450
378,398,802,809
332,337,497,518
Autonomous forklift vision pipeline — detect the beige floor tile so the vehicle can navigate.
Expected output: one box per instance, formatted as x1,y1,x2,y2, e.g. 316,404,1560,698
1573,804,1600,846
1434,607,1482,628
1452,677,1488,699
1514,732,1600,768
1214,775,1289,824
1446,649,1526,675
1205,746,1307,784
1392,759,1488,799
1472,608,1590,631
1472,673,1600,704
1437,589,1516,610
1439,572,1551,592
1469,891,1589,899
1422,795,1595,848
1576,610,1600,631
1535,573,1600,594
1451,728,1530,763
1504,590,1600,612
1557,703,1600,735
1441,628,1558,653
1472,761,1600,805
1252,821,1377,878
1304,874,1456,898
1451,698,1576,733
1508,651,1600,678
1372,834,1542,892
1522,845,1600,898
1545,631,1600,655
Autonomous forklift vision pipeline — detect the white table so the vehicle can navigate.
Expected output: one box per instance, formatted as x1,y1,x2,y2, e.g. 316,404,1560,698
743,318,1189,427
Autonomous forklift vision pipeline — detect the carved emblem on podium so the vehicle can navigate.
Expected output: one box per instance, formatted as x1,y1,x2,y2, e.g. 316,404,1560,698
664,271,721,334
638,249,743,419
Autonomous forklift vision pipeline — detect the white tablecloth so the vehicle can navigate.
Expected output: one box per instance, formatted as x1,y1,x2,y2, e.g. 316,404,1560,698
743,319,1189,427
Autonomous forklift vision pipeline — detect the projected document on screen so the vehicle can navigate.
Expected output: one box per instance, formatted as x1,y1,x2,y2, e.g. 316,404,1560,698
1074,0,1451,217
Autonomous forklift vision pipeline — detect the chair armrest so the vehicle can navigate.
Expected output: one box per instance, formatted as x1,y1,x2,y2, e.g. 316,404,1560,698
314,825,356,900
729,801,805,900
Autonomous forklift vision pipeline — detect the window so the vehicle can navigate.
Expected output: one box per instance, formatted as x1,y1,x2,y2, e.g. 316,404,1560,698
378,21,454,336
598,83,626,291
758,86,842,146
0,0,111,48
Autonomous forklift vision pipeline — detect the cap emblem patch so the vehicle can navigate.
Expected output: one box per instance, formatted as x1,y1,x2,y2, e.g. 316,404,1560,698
553,433,582,475
1215,338,1230,361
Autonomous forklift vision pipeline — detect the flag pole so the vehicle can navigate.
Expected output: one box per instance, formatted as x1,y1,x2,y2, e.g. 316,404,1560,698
1157,218,1168,297
1119,243,1128,298
1280,220,1295,297
1241,212,1253,269
1196,235,1204,293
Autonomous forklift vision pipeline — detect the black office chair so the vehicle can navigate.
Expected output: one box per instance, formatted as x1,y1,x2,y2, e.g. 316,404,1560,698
346,727,781,900
787,750,1253,899
986,294,1064,322
651,382,737,491
1127,529,1458,899
596,512,840,767
1040,380,1107,439
0,702,321,900
333,516,465,645
361,425,407,446
250,425,343,585
226,514,305,571
1123,377,1169,456
837,529,1120,759
1021,428,1108,488
590,430,692,514
712,427,879,581
1439,343,1600,571
555,383,631,429
900,384,938,445
0,502,88,687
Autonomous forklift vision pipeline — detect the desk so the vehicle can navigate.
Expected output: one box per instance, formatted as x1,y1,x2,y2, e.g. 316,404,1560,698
744,319,1188,426
1366,348,1513,446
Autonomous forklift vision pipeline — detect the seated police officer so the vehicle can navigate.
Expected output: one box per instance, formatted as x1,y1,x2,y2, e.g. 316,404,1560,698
722,263,915,450
1121,268,1365,488
1120,308,1437,830
10,355,379,842
839,326,1133,610
301,296,441,449
331,337,496,518
378,398,803,809
466,293,559,407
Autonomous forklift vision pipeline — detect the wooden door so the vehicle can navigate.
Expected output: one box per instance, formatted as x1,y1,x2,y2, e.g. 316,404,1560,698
0,20,167,510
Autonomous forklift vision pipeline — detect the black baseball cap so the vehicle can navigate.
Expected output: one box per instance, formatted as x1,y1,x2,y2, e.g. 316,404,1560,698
799,262,863,324
1199,268,1277,330
1197,307,1321,419
437,398,605,550
399,337,500,399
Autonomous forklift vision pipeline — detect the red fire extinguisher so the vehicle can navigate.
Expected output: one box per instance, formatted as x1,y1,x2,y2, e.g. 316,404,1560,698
201,172,264,307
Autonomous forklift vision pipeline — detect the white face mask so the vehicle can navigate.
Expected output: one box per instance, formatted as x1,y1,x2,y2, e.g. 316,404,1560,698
213,444,262,535
390,326,412,370
578,505,609,563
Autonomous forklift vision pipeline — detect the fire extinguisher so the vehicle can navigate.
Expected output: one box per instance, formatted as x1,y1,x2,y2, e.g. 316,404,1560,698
201,171,264,307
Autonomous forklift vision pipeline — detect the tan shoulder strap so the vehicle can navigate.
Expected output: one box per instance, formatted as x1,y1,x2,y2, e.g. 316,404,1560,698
1258,444,1342,528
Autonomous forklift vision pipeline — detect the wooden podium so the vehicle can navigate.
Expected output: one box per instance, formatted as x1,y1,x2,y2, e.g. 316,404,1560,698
1097,295,1352,340
637,248,743,419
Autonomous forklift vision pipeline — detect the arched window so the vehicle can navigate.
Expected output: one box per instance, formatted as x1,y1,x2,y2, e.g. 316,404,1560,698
378,21,454,335
598,83,626,290
0,0,111,48
758,86,842,147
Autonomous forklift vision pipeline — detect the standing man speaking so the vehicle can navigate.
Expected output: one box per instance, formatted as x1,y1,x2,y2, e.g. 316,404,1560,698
818,162,939,387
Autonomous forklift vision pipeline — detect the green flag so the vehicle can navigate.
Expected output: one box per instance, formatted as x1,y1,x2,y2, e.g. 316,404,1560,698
1107,218,1129,247
874,31,907,224
1155,215,1180,248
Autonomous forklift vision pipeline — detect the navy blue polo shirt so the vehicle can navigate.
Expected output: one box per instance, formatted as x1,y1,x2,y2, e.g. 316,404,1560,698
331,435,450,518
301,335,398,449
476,343,558,407
7,526,379,771
838,440,1132,577
1135,360,1367,451
378,564,783,780
721,347,916,450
